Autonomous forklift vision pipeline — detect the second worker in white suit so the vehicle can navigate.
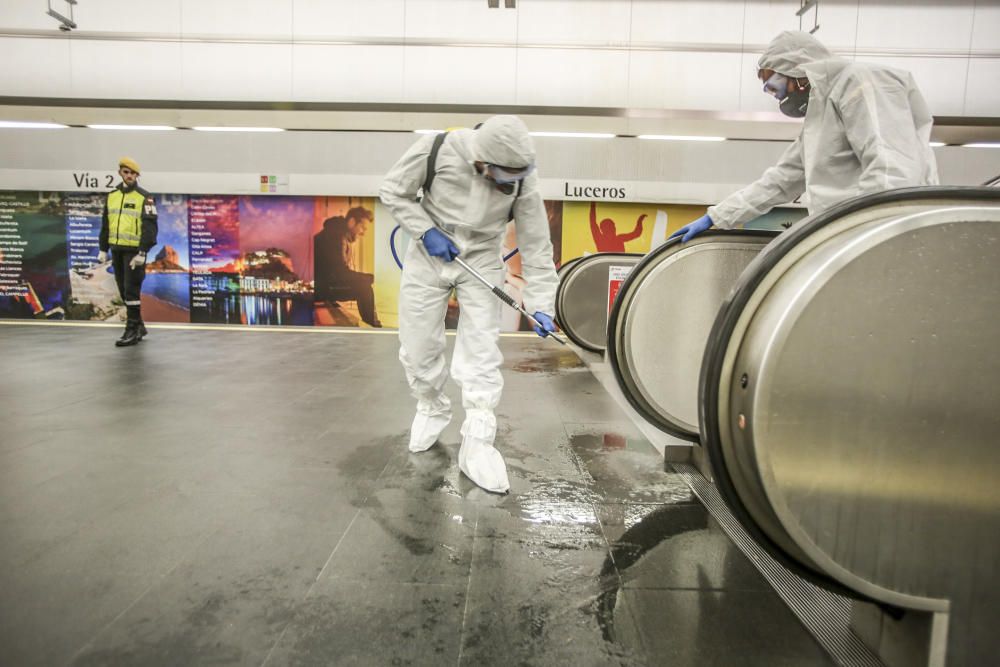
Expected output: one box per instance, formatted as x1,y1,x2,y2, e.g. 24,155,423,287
380,115,559,494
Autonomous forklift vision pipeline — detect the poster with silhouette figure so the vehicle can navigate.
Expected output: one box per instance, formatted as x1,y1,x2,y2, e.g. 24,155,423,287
238,196,315,326
0,191,69,319
562,202,709,261
313,197,380,328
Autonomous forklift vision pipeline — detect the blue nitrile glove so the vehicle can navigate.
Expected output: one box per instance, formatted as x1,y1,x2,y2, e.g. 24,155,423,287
532,311,556,338
421,228,460,261
669,214,713,243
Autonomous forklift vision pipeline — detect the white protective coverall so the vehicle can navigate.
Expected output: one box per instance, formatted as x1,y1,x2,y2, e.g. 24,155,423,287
379,116,559,493
708,31,939,229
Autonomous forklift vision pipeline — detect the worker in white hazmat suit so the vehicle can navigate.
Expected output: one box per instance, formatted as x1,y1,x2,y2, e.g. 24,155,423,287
671,30,939,242
379,115,559,494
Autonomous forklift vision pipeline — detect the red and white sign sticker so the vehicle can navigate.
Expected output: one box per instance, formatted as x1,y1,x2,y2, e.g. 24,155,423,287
608,264,632,315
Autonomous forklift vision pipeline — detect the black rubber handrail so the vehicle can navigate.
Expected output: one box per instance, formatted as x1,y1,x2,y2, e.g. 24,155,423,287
555,252,639,353
698,185,1000,599
606,230,779,442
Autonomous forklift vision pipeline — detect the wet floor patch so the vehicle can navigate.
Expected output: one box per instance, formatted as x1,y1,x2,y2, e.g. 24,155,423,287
568,430,697,506
509,347,587,375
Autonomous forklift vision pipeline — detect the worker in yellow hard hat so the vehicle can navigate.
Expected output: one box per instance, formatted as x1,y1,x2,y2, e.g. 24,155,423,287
97,157,158,346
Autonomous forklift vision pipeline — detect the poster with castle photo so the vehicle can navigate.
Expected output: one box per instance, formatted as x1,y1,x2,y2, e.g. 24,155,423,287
237,195,315,326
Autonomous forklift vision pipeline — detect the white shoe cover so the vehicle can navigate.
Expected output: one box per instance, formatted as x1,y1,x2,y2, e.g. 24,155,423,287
408,395,452,453
458,410,510,494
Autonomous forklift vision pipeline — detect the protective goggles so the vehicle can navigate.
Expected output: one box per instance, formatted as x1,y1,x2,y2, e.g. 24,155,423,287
487,163,535,185
762,72,789,100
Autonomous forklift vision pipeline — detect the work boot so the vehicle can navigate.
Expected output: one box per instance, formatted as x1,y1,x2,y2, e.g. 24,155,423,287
137,320,148,340
458,409,509,494
409,395,452,453
115,321,141,347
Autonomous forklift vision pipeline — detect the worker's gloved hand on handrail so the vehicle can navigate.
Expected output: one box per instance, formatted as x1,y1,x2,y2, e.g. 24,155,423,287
669,214,713,243
421,228,459,262
532,311,556,338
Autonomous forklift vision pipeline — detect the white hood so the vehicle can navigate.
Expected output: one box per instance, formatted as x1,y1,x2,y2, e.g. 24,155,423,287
473,115,536,169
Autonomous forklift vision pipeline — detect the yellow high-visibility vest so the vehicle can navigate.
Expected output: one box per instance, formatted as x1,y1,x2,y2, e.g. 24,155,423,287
106,188,147,247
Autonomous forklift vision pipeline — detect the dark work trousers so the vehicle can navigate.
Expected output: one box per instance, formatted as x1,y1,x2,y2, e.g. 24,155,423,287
111,248,146,323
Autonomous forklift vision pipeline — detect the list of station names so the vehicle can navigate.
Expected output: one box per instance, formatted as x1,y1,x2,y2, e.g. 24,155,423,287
0,193,30,297
188,196,239,316
64,193,104,271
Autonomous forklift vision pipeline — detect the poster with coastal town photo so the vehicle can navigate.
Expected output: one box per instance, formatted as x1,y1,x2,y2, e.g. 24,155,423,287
238,195,315,326
143,194,191,322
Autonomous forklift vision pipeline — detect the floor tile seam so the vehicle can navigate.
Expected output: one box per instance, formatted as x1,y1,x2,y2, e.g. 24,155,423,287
617,583,771,593
599,499,702,507
613,585,654,666
259,506,364,667
62,526,220,667
24,393,103,417
591,496,629,590
13,473,229,571
672,463,883,667
455,510,479,667
0,436,55,459
306,445,399,584
6,465,168,570
318,577,469,589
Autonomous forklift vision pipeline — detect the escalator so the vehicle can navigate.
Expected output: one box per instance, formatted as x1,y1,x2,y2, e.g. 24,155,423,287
606,187,1000,665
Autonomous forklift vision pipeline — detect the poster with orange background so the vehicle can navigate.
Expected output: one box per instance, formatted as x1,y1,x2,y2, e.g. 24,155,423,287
560,201,709,262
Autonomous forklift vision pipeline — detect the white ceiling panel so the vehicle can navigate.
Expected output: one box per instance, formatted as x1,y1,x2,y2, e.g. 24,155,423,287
403,46,516,105
629,50,743,111
742,0,806,45
798,1,859,52
630,0,744,45
292,45,404,103
964,59,1000,117
516,48,629,107
181,43,293,101
180,0,292,38
0,1,69,30
0,37,72,97
970,3,1000,51
292,0,405,39
742,1,862,55
73,0,182,34
69,40,182,99
404,0,517,42
856,1,975,52
516,0,631,45
865,56,969,117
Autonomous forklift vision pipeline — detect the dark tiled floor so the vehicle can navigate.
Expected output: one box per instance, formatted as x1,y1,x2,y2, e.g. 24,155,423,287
0,323,834,666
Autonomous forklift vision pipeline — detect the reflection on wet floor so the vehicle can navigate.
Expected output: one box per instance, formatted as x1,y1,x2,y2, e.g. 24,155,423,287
0,326,833,666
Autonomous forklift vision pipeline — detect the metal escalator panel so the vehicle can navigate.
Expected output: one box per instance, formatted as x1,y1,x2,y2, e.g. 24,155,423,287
702,187,1000,664
607,232,777,441
555,253,641,352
